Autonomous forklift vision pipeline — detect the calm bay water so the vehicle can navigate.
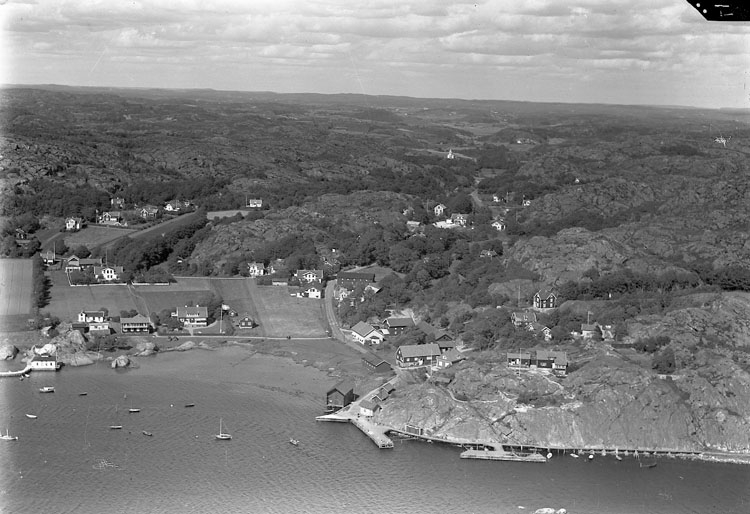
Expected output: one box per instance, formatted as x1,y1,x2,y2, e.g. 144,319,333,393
2,348,749,514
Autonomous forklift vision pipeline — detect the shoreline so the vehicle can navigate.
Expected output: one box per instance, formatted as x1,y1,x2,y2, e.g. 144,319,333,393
5,333,750,465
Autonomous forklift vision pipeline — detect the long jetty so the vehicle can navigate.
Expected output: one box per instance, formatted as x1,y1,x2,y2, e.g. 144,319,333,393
317,407,394,448
0,363,32,378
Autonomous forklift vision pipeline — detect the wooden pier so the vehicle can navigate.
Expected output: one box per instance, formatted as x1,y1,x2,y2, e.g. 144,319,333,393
0,363,32,378
316,408,394,449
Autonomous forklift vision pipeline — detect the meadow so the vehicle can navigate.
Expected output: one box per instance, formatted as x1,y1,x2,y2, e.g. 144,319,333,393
63,226,135,249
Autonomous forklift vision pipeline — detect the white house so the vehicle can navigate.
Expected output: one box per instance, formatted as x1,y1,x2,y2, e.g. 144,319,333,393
65,217,83,231
174,306,208,327
491,220,506,231
247,262,265,277
93,266,124,282
350,321,385,346
434,204,446,217
78,310,109,332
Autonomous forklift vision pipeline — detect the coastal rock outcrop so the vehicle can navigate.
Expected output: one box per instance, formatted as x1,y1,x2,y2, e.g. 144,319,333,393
111,355,131,368
46,327,92,366
131,341,158,356
0,344,18,360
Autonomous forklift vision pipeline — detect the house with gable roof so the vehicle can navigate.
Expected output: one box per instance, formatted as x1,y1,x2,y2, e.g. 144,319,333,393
65,217,83,231
121,314,152,333
533,289,557,310
173,305,208,327
383,317,415,337
511,310,537,328
416,320,453,343
78,310,109,332
247,262,265,277
326,380,355,412
350,321,385,346
395,343,442,368
337,271,374,291
434,203,446,217
296,269,324,283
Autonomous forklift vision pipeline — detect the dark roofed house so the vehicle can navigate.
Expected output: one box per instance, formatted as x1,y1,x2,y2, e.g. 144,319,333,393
238,316,255,328
362,352,392,374
337,271,375,291
121,314,151,333
383,317,415,337
533,289,557,310
416,320,452,342
395,343,442,368
507,351,532,368
511,310,537,327
373,383,395,402
326,380,355,412
436,348,464,368
174,305,208,327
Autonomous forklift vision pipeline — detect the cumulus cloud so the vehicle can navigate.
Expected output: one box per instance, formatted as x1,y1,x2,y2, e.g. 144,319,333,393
2,0,746,108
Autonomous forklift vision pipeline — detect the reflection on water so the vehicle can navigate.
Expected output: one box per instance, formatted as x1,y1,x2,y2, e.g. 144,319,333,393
2,349,749,514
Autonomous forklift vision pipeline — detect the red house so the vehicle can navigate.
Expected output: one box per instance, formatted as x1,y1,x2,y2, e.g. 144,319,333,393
326,380,355,412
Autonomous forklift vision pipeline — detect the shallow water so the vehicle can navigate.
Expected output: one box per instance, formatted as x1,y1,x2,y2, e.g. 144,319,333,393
2,348,749,514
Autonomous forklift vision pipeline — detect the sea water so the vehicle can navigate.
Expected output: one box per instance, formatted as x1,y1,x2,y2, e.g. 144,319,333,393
2,349,749,514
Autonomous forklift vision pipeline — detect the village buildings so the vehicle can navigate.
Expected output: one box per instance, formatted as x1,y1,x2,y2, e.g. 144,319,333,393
173,305,208,327
120,314,152,333
506,350,568,376
395,343,442,368
350,321,385,346
77,310,110,333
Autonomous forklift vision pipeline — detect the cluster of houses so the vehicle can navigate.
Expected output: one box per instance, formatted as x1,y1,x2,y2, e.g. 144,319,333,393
426,203,505,232
324,379,395,418
63,198,192,231
60,255,126,283
506,349,568,376
73,310,152,334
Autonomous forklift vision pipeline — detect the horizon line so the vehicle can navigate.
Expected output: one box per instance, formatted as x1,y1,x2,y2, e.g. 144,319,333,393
2,82,746,113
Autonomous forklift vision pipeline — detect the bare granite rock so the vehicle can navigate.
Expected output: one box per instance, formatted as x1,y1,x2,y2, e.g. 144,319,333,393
0,344,18,360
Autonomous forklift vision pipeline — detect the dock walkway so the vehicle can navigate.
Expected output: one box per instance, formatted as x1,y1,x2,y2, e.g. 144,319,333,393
0,363,32,378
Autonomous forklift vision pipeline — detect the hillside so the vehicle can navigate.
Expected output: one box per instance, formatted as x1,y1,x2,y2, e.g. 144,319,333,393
2,85,750,455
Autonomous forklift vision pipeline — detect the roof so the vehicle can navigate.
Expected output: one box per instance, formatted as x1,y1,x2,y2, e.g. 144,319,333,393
581,323,598,331
327,380,354,395
416,320,451,341
536,350,568,365
362,353,388,367
176,306,208,317
386,317,414,328
33,354,57,362
296,269,323,279
439,348,463,362
359,399,379,411
507,351,532,360
397,343,441,358
530,322,550,332
535,289,557,299
512,311,537,323
351,321,376,337
81,310,105,317
338,271,375,281
121,314,150,324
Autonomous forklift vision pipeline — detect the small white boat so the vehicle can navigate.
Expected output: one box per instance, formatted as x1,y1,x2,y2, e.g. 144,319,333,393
215,418,232,440
128,408,141,413
1,428,18,441
39,386,55,393
546,452,552,459
109,425,123,430
588,454,595,461
616,455,623,461
570,453,579,458
25,414,37,419
289,438,299,446
142,431,153,437
79,392,88,396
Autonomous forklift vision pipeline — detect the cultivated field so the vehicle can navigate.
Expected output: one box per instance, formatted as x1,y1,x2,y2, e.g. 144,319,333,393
64,226,135,249
0,259,33,332
0,259,33,316
248,282,327,338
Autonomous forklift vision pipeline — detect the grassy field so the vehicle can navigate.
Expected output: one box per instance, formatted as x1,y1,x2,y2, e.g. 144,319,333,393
45,270,139,320
45,273,327,338
64,226,136,249
0,259,33,332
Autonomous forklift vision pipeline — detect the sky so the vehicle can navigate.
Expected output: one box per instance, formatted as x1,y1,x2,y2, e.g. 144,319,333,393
1,0,748,109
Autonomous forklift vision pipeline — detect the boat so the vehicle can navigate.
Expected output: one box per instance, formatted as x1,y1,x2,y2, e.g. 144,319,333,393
142,431,153,437
39,386,55,393
615,455,623,461
215,418,232,440
25,414,37,419
570,453,579,458
546,452,552,459
79,392,88,396
289,438,299,446
1,428,18,441
640,461,657,468
588,454,594,461
128,408,141,413
109,425,123,430
184,403,195,408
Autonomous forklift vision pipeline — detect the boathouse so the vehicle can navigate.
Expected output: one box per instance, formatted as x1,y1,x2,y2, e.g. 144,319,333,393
359,399,380,418
31,353,60,371
326,380,355,412
361,352,392,374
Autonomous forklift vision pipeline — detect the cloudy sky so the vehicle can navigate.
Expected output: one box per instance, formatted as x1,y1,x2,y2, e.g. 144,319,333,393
1,0,748,108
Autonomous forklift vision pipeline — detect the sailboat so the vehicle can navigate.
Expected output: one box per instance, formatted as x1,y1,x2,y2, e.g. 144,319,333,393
215,418,232,440
109,405,123,430
1,428,18,441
